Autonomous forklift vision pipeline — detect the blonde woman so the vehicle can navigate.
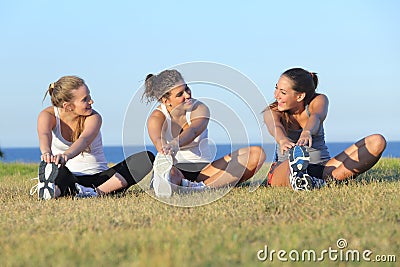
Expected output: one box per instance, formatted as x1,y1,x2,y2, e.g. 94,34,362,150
32,76,154,199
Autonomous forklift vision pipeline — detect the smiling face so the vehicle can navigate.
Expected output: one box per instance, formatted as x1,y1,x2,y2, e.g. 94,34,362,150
274,76,304,112
163,82,193,111
68,85,94,116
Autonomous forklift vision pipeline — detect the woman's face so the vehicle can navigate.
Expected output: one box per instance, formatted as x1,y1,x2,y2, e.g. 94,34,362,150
165,82,192,110
274,76,301,112
70,85,94,116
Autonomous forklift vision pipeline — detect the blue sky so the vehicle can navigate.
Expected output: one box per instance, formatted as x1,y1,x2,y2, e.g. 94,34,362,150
0,0,399,148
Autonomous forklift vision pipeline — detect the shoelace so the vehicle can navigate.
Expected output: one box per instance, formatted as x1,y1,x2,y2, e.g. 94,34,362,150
29,177,39,196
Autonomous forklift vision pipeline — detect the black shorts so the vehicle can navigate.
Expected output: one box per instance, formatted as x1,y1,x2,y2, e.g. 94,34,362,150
174,162,210,182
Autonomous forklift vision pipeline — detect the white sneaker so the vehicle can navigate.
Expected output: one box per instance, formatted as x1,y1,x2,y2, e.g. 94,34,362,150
152,153,173,198
30,161,58,200
179,178,208,194
75,183,98,198
181,178,207,188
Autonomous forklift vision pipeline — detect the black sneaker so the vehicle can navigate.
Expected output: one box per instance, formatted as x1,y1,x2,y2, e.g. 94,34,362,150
37,161,58,200
289,145,310,172
288,146,310,191
310,176,327,189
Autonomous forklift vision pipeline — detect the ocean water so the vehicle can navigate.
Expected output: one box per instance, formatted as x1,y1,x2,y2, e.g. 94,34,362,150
1,142,399,164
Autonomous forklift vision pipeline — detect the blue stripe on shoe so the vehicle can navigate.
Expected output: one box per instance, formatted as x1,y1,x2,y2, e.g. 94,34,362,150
289,146,310,172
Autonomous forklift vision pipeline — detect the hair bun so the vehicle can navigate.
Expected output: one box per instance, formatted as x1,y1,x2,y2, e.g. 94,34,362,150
48,82,55,95
145,74,154,81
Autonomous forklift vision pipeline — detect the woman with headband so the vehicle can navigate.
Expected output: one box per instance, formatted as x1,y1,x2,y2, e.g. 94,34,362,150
143,69,266,197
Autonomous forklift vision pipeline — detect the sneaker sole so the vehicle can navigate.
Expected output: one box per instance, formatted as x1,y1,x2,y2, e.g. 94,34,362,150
289,146,310,173
153,154,173,197
299,174,312,191
288,146,310,191
38,161,58,200
291,173,312,191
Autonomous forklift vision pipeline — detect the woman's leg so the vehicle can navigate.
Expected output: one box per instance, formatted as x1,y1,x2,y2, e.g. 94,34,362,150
267,160,291,187
197,146,266,188
95,173,129,194
323,134,386,180
55,166,78,197
94,151,155,194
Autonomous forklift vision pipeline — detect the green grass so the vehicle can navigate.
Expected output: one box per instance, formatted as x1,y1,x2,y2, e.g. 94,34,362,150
0,159,399,267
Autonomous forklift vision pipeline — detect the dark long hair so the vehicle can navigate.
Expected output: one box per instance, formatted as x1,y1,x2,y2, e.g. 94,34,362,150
266,67,319,130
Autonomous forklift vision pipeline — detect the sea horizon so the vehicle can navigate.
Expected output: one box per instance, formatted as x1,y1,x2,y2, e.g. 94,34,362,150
1,141,399,163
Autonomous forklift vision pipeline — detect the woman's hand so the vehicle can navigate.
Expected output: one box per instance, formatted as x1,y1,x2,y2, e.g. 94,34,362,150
53,153,69,166
41,152,69,166
41,152,53,163
278,138,295,154
161,140,179,155
297,130,312,147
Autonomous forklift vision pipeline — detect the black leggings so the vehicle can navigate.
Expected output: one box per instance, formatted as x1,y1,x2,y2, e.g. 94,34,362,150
56,151,155,196
174,162,210,182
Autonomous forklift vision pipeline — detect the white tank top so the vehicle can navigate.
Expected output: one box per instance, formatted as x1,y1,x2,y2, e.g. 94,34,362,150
157,103,213,163
51,107,108,175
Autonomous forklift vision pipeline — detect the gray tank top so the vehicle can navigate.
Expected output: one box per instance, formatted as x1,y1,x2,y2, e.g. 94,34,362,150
275,105,330,164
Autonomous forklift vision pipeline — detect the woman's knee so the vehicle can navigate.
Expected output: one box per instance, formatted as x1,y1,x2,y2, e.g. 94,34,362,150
367,134,387,155
248,146,266,166
124,150,155,182
126,150,155,167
